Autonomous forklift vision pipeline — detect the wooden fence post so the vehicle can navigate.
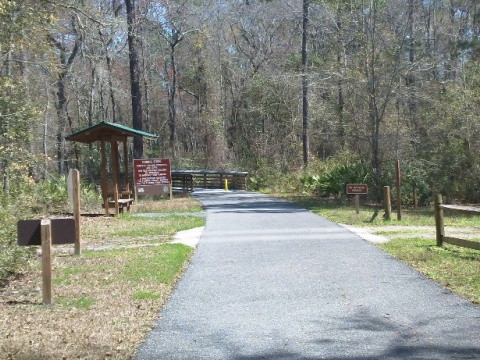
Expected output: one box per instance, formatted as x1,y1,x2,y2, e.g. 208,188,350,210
434,194,444,247
396,160,402,220
41,220,52,305
383,186,391,220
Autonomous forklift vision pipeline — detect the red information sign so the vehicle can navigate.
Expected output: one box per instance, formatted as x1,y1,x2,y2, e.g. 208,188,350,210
134,159,172,196
346,184,368,195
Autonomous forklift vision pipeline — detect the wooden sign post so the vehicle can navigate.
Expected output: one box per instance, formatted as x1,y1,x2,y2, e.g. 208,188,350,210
17,218,76,305
68,169,81,255
41,220,52,305
395,160,402,221
346,184,369,215
383,186,392,220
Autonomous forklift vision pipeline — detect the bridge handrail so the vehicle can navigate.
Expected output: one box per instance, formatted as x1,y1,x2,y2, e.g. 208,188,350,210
171,170,248,191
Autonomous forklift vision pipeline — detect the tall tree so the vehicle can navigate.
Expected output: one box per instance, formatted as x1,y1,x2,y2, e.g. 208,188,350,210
48,19,82,174
125,0,143,159
302,0,310,166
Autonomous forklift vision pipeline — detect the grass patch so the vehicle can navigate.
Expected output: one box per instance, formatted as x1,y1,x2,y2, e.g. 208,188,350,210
112,215,205,238
133,197,204,213
55,295,95,310
123,244,193,284
281,194,480,227
380,238,480,304
375,229,425,236
53,266,85,285
133,291,161,300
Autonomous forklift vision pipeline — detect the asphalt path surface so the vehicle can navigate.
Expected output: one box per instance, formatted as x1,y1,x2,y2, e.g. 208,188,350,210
135,190,480,360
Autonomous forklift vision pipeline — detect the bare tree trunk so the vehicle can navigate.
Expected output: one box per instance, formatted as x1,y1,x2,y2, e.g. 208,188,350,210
140,35,151,133
302,0,309,167
56,71,69,174
88,66,97,181
88,67,96,127
125,0,143,159
406,0,417,132
48,27,80,175
168,43,178,159
106,54,117,123
336,10,346,147
364,0,382,201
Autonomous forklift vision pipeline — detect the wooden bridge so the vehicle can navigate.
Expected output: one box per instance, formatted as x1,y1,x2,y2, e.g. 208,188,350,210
171,170,248,193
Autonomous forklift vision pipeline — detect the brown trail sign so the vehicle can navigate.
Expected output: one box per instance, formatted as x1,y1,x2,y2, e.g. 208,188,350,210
346,184,368,215
134,158,172,198
17,218,76,305
346,184,368,195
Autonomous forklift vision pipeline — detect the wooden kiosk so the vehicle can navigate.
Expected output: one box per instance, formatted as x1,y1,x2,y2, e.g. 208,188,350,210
66,121,158,215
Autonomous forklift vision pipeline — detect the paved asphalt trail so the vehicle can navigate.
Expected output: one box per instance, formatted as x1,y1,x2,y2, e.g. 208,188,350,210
135,190,480,360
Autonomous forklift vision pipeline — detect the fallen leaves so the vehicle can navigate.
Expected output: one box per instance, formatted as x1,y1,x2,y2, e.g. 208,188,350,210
1,197,202,359
1,216,189,359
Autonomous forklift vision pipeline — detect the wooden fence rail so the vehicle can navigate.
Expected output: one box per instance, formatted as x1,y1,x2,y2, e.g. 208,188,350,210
171,173,194,193
433,194,480,250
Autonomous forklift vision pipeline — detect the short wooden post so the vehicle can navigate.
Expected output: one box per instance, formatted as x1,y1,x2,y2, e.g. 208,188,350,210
383,186,391,220
100,140,109,216
395,160,402,220
70,169,82,256
123,139,129,195
434,194,445,247
354,194,360,215
41,220,52,305
111,140,120,215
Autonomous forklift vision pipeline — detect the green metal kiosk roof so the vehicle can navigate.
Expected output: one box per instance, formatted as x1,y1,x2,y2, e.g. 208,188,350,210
66,121,158,144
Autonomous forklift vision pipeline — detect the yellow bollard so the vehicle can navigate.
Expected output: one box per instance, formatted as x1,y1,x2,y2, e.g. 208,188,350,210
224,179,229,192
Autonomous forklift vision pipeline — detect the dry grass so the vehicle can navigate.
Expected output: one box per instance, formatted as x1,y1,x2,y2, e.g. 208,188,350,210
0,196,203,360
132,196,203,213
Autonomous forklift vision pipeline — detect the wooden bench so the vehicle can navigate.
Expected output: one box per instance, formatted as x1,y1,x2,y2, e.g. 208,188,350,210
103,183,134,214
103,198,134,214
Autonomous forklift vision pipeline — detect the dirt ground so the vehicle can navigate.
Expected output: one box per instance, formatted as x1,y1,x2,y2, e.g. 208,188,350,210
0,219,174,360
0,198,201,360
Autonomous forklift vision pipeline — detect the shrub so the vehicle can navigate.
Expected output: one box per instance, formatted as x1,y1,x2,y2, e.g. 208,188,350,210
32,175,102,214
0,174,103,283
301,162,369,198
0,194,35,282
33,176,69,213
79,182,102,212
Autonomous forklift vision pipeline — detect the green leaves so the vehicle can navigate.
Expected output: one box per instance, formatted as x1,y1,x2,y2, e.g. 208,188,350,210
301,162,369,197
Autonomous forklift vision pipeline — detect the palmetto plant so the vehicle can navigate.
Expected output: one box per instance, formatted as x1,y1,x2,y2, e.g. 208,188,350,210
302,163,369,198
